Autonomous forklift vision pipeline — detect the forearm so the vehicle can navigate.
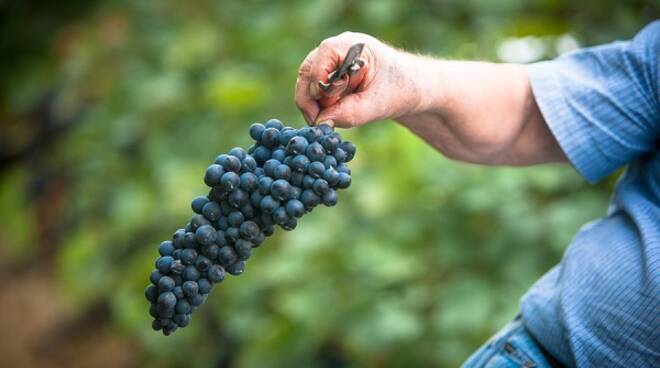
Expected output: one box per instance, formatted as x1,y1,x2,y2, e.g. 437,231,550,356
394,54,567,165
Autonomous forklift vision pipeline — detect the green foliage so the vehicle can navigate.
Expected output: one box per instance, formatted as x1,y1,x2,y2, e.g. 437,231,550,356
0,0,653,366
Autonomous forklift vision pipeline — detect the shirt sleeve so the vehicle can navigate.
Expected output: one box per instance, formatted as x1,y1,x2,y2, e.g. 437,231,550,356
527,21,660,183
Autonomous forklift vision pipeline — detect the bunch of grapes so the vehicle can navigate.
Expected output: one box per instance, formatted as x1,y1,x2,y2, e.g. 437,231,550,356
145,119,356,335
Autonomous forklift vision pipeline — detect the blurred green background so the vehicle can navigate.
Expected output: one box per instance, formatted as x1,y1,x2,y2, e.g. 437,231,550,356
0,0,656,367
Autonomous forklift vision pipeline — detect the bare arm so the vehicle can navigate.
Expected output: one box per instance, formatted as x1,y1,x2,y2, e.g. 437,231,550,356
295,32,567,166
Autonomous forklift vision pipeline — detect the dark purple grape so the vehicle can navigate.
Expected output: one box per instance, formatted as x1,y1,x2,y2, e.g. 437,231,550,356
285,199,305,218
234,239,252,260
260,195,279,214
229,147,246,161
271,148,287,162
204,164,224,187
218,246,238,266
270,179,290,201
282,217,297,231
240,203,255,219
250,190,264,208
194,255,212,272
182,280,199,297
173,286,184,299
190,214,211,231
337,164,351,174
337,172,351,189
272,206,289,225
228,211,245,227
225,227,240,243
334,147,347,162
258,176,274,195
206,265,225,283
158,276,176,292
287,136,309,155
242,155,257,172
263,159,281,177
240,172,258,192
253,146,272,164
202,201,221,221
197,278,212,294
300,189,320,209
239,221,260,240
320,134,340,153
183,266,200,281
265,118,284,130
289,185,301,200
195,224,216,246
339,141,356,161
145,285,158,302
228,189,249,208
175,299,192,314
322,189,338,206
220,172,240,191
308,161,325,178
273,164,291,180
172,230,186,249
318,123,333,135
180,248,198,265
203,244,220,260
156,256,174,274
150,270,163,285
324,155,338,169
279,128,297,146
291,154,310,172
305,142,325,161
170,259,185,274
159,241,175,256
313,178,330,195
183,232,196,248
227,261,245,276
249,123,266,141
191,196,210,214
261,128,280,148
291,172,304,187
157,292,177,308
323,168,340,186
302,175,315,189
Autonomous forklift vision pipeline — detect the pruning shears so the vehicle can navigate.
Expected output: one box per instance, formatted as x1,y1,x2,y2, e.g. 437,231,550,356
318,43,365,93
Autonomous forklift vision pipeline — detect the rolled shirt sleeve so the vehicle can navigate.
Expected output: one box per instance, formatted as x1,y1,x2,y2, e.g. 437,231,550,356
527,21,660,183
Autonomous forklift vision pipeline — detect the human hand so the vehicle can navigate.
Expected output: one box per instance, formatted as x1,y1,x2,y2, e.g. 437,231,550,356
295,32,421,128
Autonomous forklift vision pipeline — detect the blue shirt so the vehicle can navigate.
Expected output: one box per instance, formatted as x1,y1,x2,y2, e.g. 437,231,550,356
521,22,660,367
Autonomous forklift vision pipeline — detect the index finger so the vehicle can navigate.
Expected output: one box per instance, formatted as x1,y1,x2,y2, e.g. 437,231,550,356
295,48,321,124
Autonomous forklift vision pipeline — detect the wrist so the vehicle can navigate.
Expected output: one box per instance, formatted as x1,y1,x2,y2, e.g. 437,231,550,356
393,51,450,119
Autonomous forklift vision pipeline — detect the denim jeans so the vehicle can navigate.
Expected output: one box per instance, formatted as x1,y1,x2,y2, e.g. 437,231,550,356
462,316,562,368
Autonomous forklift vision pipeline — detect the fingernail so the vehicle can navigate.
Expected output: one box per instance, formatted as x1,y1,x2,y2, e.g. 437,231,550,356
309,81,321,100
317,119,335,128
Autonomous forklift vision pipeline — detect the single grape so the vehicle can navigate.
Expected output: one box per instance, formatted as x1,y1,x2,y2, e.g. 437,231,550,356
173,286,184,299
157,292,177,308
182,280,199,297
273,164,291,180
204,164,224,187
158,276,176,293
324,155,338,169
172,229,186,249
334,147,347,162
228,211,245,227
249,123,266,141
260,195,279,214
218,246,238,266
225,227,240,244
300,189,320,208
291,154,310,172
195,224,216,246
197,278,213,294
156,256,174,274
313,178,330,195
240,172,258,192
242,155,257,172
170,259,185,274
180,248,198,265
175,299,192,314
202,244,220,260
220,172,240,191
320,134,340,153
261,128,280,148
322,189,338,206
145,285,158,302
265,118,284,130
258,176,274,195
202,201,221,221
207,265,226,283
272,206,289,225
270,179,290,201
253,146,272,164
159,241,175,256
229,147,247,161
271,148,287,162
282,217,297,231
285,199,305,218
227,261,245,276
250,190,264,208
323,168,340,187
318,123,333,135
339,141,356,162
190,214,211,231
234,239,252,260
183,266,201,281
308,161,325,178
287,136,309,155
239,221,260,240
290,172,304,187
337,172,351,189
194,255,212,272
228,188,248,208
183,232,197,248
302,175,315,189
224,155,242,173
305,142,325,162
279,128,298,146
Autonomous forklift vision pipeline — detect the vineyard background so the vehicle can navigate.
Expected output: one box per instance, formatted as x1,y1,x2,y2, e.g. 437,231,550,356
0,1,656,367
